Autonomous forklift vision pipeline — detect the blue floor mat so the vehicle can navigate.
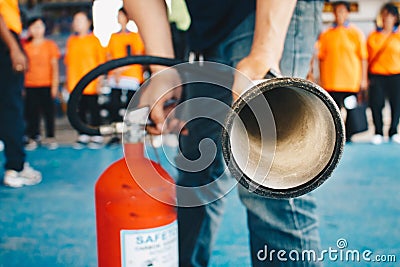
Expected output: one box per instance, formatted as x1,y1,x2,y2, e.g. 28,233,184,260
0,143,399,266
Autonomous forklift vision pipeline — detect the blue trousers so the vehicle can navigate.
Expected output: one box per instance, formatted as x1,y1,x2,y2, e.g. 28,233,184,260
0,33,26,172
175,2,324,266
241,2,324,267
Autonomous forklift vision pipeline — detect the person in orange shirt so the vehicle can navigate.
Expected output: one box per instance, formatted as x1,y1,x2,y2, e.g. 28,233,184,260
0,0,42,187
64,11,106,149
318,1,368,142
23,17,60,150
367,3,400,145
105,7,145,145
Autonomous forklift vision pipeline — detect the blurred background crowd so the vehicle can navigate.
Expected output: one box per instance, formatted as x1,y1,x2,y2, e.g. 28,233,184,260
1,0,399,151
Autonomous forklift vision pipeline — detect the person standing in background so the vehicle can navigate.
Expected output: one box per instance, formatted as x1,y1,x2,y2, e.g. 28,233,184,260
106,7,144,146
367,2,400,145
0,0,42,187
23,17,60,150
318,1,368,142
64,11,106,149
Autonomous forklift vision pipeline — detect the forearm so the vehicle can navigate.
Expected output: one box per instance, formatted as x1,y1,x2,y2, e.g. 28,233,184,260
123,0,174,72
232,0,298,98
361,59,368,81
250,0,297,66
51,59,59,95
360,59,368,90
0,16,20,52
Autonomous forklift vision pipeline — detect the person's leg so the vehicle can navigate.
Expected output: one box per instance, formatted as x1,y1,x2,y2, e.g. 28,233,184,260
104,88,123,146
0,38,26,171
368,74,385,136
385,74,400,137
238,2,323,266
175,82,233,267
40,87,56,138
75,95,102,148
75,95,91,147
87,94,104,147
87,94,101,127
241,190,321,267
109,88,122,123
176,170,228,267
25,88,41,140
77,94,101,128
174,12,256,266
78,95,89,127
328,92,345,109
330,92,358,141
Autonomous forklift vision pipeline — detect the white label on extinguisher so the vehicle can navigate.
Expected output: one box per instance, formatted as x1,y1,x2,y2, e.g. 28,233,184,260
120,220,178,267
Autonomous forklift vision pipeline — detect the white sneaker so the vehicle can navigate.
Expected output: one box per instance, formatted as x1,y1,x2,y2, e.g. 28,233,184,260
25,139,39,151
391,134,400,144
43,138,58,150
73,134,90,149
88,135,104,149
371,134,384,145
3,163,42,188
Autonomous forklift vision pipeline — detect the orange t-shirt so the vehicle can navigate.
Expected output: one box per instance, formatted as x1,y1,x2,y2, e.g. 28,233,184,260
107,31,145,83
23,39,60,87
0,0,22,34
367,30,400,75
64,33,106,95
318,24,368,93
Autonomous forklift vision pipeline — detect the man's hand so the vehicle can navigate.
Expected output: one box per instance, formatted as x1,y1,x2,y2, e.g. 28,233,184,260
232,52,280,102
10,47,27,73
139,67,183,135
51,85,59,99
0,15,27,72
360,77,369,92
231,0,296,102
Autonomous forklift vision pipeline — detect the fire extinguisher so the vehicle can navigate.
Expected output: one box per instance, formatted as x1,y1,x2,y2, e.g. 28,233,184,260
67,56,182,267
95,107,178,267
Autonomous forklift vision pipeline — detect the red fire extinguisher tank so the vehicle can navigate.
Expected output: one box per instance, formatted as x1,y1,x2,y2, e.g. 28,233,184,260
95,143,178,267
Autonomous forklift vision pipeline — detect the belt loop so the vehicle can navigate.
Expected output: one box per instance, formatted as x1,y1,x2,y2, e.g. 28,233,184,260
188,51,204,66
188,51,196,63
198,54,204,66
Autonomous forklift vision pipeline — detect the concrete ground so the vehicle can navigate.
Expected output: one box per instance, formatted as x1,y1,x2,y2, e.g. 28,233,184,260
0,107,399,266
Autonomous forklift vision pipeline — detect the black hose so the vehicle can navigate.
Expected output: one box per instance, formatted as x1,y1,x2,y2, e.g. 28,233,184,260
67,56,182,135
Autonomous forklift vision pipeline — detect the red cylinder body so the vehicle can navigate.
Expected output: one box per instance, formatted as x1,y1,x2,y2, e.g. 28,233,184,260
95,143,177,267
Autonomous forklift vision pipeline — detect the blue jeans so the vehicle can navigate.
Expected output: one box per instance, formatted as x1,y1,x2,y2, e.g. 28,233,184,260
176,2,323,266
240,2,324,267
